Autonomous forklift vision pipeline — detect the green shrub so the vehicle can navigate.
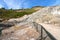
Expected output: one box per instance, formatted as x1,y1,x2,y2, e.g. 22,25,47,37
0,8,36,19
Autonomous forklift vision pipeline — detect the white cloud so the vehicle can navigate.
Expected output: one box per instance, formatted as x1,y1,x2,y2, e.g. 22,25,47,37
0,0,60,9
4,0,20,9
3,0,29,9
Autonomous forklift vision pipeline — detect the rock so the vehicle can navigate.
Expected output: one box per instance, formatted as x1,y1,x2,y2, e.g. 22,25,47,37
26,6,60,25
7,15,29,24
1,6,60,40
1,24,39,40
0,19,3,22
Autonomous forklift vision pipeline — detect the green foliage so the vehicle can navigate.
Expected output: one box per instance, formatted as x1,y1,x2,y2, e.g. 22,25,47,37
0,8,36,20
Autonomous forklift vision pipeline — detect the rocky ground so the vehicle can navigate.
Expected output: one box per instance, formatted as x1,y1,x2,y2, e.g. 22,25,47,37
0,24,39,40
0,6,60,40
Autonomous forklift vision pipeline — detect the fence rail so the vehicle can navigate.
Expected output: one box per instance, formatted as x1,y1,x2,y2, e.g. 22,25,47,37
0,22,57,40
32,22,56,40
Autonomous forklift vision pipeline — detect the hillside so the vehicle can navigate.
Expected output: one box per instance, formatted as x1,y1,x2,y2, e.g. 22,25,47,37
1,6,60,26
0,6,43,20
26,6,60,26
0,6,60,40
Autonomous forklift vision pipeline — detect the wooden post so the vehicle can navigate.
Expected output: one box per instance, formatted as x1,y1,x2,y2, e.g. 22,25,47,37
41,26,43,40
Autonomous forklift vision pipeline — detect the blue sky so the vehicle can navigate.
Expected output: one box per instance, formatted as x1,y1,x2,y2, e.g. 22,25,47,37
0,0,60,9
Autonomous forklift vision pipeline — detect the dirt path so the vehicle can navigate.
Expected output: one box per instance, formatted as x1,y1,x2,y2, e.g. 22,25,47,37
39,23,60,40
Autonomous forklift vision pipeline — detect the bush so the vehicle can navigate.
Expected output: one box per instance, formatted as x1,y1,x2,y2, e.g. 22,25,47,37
0,8,36,20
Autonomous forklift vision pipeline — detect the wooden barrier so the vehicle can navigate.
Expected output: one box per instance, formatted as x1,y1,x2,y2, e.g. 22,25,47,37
32,22,56,40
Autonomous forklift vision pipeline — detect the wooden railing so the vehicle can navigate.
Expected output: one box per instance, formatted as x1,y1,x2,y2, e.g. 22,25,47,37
0,22,57,40
32,22,56,40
